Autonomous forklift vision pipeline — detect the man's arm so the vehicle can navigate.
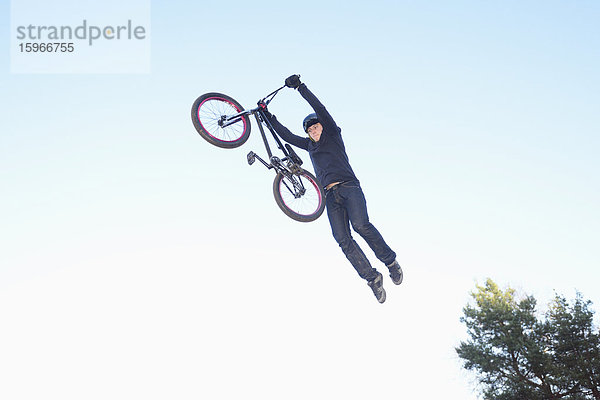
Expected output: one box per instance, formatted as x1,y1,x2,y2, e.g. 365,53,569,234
264,112,310,150
285,75,339,133
297,83,338,132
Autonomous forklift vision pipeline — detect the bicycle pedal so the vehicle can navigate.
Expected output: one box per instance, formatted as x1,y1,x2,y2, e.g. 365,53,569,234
247,151,256,165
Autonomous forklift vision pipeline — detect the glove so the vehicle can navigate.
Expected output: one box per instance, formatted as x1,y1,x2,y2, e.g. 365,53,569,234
285,74,302,89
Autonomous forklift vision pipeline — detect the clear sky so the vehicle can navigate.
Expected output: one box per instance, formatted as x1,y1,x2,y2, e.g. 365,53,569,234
1,1,599,399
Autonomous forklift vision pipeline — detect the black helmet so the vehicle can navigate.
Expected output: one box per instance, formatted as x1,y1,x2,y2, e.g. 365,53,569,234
303,113,319,133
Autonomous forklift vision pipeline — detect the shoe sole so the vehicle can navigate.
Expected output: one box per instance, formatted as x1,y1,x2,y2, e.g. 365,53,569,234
369,273,386,303
390,273,403,285
389,267,403,285
378,288,386,303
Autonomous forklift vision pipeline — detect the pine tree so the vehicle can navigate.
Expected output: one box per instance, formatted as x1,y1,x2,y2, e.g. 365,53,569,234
457,279,600,399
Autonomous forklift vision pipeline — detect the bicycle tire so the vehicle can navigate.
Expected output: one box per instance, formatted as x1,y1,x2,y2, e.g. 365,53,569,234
273,169,325,222
191,92,251,149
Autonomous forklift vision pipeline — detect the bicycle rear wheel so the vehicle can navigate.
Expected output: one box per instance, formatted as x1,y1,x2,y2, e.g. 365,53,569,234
273,169,325,222
191,92,251,149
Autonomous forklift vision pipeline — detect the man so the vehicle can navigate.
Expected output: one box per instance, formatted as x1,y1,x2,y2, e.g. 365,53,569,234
263,74,403,303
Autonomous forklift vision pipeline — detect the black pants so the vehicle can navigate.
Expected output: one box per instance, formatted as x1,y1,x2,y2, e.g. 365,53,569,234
325,181,396,281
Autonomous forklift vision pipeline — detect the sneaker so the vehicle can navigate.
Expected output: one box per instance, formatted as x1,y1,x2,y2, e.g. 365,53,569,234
387,260,403,285
367,272,386,303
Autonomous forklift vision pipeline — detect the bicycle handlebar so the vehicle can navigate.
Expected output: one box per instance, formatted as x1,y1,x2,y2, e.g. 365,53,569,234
260,84,287,105
256,75,301,110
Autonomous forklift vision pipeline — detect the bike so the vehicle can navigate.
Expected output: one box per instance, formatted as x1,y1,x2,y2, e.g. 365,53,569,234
191,84,326,223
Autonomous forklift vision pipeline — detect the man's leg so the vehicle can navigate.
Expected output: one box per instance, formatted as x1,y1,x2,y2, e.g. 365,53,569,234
340,183,397,266
325,188,378,281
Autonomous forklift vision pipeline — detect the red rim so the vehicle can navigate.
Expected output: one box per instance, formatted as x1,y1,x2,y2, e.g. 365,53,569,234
197,96,247,143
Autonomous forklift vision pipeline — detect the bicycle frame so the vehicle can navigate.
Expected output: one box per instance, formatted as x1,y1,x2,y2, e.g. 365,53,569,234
219,85,310,198
221,86,302,171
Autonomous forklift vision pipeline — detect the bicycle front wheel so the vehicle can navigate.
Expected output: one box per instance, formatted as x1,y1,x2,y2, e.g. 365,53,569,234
273,169,325,223
191,92,251,149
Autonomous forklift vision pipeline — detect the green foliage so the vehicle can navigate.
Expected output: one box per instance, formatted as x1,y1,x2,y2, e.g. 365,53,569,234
457,279,600,400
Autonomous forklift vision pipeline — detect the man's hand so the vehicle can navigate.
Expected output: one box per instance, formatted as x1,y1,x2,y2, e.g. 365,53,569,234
285,74,302,89
258,100,273,119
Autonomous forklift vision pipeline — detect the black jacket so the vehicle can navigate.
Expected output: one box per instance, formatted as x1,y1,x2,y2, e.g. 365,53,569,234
266,84,358,188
